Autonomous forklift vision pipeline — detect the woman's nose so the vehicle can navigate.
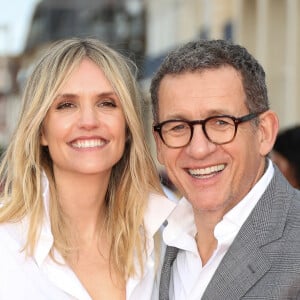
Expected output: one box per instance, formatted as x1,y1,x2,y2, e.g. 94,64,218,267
78,106,99,130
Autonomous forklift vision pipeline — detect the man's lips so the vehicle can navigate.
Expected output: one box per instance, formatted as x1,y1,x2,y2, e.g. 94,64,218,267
188,164,225,178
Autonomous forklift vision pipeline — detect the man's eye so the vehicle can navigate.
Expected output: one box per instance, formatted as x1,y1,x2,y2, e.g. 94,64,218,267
209,117,234,130
56,102,75,110
215,119,229,126
170,123,187,131
164,122,189,136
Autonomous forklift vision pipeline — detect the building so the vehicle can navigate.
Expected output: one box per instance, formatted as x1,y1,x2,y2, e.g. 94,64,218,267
144,0,300,130
0,0,299,148
0,0,146,146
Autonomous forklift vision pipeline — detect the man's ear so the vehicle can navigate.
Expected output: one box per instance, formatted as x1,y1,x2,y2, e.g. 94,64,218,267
258,110,279,156
152,127,164,165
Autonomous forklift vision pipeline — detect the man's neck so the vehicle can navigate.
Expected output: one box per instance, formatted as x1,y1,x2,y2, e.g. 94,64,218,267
193,209,224,265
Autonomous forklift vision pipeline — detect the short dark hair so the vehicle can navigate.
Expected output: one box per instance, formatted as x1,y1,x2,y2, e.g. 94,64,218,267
273,125,300,186
150,39,269,122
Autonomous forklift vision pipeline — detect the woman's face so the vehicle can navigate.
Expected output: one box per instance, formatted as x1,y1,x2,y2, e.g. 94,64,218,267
41,58,127,179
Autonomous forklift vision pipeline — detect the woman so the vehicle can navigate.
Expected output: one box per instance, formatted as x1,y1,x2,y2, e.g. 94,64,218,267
0,38,175,299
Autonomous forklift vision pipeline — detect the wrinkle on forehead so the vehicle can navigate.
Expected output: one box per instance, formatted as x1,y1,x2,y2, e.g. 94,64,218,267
158,67,247,120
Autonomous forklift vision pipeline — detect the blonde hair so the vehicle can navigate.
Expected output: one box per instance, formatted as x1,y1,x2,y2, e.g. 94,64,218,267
0,38,162,279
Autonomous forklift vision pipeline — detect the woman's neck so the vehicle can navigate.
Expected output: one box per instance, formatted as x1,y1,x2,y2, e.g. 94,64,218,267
53,170,110,239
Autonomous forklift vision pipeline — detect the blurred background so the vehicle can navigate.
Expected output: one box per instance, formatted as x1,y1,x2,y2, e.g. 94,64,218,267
0,0,299,160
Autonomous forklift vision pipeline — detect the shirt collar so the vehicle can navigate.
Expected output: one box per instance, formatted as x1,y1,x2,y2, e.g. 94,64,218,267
34,173,176,267
33,172,54,266
144,193,176,238
164,159,274,249
163,197,196,250
214,159,274,241
126,193,176,294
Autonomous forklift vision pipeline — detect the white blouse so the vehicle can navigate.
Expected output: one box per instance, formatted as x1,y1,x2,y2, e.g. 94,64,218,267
0,174,176,299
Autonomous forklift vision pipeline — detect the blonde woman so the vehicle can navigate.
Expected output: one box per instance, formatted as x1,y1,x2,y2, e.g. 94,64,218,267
0,38,175,299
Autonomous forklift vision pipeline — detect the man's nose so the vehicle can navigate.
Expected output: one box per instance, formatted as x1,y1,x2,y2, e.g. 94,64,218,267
185,125,217,158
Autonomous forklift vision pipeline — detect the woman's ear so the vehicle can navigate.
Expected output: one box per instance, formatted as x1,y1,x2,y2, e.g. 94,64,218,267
40,127,48,146
258,110,279,156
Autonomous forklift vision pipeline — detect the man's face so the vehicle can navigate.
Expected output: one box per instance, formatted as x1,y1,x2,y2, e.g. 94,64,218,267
154,66,275,215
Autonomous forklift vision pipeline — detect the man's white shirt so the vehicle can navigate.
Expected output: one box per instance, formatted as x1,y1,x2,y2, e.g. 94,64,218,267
162,160,274,300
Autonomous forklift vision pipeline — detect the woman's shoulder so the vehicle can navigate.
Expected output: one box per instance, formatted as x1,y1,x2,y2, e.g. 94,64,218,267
0,219,27,256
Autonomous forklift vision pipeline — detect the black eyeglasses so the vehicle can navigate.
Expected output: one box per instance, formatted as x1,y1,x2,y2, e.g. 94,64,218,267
153,111,266,148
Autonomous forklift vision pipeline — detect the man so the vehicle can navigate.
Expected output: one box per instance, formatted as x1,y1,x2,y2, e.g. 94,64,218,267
150,40,300,299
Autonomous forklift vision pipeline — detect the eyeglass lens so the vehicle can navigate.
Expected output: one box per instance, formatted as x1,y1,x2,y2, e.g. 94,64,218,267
160,116,237,147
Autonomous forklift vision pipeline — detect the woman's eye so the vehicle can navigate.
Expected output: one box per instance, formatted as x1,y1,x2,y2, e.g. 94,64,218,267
98,100,117,108
56,102,75,110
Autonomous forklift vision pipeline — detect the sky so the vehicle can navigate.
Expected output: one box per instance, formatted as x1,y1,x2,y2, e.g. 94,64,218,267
0,0,40,56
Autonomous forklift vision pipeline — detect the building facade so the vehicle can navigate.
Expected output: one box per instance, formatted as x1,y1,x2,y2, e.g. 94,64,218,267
144,0,300,130
0,0,299,148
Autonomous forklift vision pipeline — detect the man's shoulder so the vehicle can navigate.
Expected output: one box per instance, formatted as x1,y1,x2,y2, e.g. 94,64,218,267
286,187,300,221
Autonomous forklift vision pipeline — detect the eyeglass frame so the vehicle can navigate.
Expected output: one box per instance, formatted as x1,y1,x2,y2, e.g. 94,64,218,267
153,110,267,148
